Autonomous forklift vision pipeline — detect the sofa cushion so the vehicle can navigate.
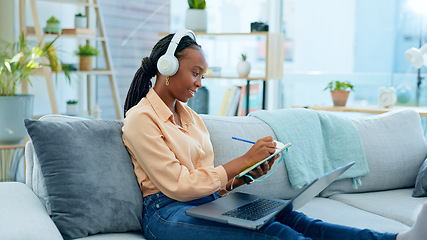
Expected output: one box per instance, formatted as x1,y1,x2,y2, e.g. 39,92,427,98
25,119,143,239
413,158,427,197
299,197,410,233
0,182,63,240
26,114,91,207
321,109,427,196
328,188,426,227
74,232,145,240
201,114,301,199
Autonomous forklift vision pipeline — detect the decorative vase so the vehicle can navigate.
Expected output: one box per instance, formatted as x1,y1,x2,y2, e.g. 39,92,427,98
330,91,350,106
188,86,209,114
45,22,61,34
66,103,79,116
0,94,34,144
237,61,251,78
185,9,207,32
396,86,411,104
75,16,87,29
79,56,93,71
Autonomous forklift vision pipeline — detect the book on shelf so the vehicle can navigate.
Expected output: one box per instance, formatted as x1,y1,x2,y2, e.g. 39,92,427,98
218,88,232,116
237,83,261,116
227,87,241,116
218,86,242,116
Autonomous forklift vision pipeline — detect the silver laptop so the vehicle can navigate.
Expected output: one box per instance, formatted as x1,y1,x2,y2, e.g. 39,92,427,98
186,161,355,230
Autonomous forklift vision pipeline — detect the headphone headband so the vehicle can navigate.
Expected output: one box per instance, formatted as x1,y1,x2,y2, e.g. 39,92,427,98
164,29,196,58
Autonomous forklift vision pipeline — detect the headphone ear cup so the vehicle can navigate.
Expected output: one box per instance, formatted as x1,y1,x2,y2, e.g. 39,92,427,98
157,55,179,76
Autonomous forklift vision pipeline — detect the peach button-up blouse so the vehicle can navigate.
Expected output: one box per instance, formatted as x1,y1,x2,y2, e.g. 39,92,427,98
122,88,228,202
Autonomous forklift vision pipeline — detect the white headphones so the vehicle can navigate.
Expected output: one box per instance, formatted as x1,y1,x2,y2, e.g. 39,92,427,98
157,29,196,77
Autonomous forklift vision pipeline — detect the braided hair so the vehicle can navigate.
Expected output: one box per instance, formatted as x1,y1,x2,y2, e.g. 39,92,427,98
123,33,200,117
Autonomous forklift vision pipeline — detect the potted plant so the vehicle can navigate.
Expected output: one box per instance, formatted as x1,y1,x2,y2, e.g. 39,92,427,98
323,80,354,106
74,44,99,71
237,54,251,78
74,13,87,29
66,100,79,116
185,0,207,32
45,16,61,34
0,33,68,144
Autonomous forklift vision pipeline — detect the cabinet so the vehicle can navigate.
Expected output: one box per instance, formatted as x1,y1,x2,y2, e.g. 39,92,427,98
19,0,122,119
162,32,284,115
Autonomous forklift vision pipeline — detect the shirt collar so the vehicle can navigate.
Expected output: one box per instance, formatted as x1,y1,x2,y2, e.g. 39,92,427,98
146,88,193,125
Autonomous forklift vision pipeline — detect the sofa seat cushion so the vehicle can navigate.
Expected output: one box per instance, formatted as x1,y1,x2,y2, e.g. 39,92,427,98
0,182,62,240
321,109,427,196
299,197,409,233
328,188,426,227
201,114,301,199
25,119,143,239
75,232,145,240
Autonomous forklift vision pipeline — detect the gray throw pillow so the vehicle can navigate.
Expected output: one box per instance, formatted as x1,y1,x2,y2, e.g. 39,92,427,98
413,159,427,197
24,119,143,239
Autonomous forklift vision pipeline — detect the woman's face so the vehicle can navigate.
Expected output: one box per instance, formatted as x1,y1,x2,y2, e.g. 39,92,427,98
168,47,208,103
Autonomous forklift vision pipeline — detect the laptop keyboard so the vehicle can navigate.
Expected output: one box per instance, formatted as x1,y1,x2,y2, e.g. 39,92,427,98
222,198,284,221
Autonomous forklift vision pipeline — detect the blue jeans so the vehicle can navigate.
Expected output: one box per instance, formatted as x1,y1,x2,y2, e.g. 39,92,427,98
142,192,397,240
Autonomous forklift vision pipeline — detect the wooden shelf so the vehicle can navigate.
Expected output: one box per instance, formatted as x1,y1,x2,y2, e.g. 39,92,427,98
159,31,284,115
36,0,98,7
204,76,267,81
292,105,427,117
0,144,26,150
21,0,122,119
27,33,106,41
159,32,269,37
33,68,115,76
72,70,115,75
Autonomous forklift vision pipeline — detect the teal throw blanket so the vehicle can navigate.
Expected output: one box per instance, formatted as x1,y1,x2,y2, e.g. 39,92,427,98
250,108,369,189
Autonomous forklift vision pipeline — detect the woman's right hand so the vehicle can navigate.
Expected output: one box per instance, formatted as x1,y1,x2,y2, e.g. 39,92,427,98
222,136,277,183
241,136,277,168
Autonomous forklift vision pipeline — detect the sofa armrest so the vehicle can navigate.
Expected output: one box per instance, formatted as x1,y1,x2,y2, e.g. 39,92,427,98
0,182,62,240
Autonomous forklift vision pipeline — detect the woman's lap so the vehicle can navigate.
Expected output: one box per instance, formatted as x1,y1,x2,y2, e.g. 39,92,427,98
143,192,308,240
142,192,396,240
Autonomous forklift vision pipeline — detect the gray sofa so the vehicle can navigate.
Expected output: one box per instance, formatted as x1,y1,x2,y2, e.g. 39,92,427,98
1,109,427,239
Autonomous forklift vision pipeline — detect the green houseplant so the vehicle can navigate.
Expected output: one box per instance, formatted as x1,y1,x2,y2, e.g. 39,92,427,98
0,33,67,144
0,33,61,96
188,0,206,9
323,80,354,106
185,0,207,32
74,13,87,29
74,44,99,71
45,16,61,34
66,100,78,116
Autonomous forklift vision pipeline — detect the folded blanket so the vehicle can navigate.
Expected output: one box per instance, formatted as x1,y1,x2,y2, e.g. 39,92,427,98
250,108,369,189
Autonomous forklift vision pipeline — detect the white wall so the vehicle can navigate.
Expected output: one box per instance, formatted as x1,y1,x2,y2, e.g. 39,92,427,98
292,0,355,73
0,0,15,43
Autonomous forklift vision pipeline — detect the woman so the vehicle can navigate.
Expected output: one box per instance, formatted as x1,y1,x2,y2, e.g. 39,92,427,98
122,30,425,240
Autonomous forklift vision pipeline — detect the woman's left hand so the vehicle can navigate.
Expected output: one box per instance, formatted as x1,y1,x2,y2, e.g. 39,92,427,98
244,153,280,182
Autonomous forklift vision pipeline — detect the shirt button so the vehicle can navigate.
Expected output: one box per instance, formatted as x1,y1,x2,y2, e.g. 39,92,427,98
156,204,160,208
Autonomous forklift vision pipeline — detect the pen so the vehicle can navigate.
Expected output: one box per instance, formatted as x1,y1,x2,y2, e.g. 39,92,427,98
232,137,283,150
232,137,256,144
